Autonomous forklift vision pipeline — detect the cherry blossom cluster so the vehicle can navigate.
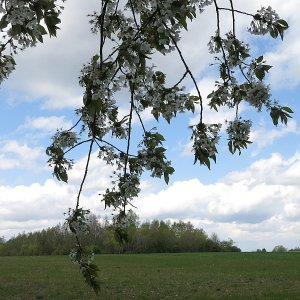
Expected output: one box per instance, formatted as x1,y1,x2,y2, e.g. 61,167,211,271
249,6,280,35
69,246,95,266
226,119,252,154
0,54,15,83
191,123,222,168
52,130,77,149
66,208,91,235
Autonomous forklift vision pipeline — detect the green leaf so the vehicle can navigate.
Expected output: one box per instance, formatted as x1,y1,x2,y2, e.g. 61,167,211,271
254,69,264,81
154,133,165,142
92,54,100,64
203,155,211,170
228,141,233,154
0,16,9,30
152,110,159,121
38,24,47,35
176,15,188,30
54,166,68,183
276,26,284,40
36,34,44,43
256,56,264,63
11,25,22,36
281,106,293,113
167,166,175,175
269,28,277,39
164,172,170,184
87,100,102,116
277,19,289,28
263,65,272,72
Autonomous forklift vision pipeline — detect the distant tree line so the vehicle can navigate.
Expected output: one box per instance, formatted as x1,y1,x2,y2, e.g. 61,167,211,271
0,212,241,256
256,245,300,253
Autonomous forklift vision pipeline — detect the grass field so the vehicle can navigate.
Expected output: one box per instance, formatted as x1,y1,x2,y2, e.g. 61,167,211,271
1,252,300,299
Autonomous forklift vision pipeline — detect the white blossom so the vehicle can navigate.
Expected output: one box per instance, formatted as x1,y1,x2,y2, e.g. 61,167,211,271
248,6,280,35
227,119,252,143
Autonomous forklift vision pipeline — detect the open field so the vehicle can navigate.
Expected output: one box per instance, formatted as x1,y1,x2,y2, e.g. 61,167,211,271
1,252,300,299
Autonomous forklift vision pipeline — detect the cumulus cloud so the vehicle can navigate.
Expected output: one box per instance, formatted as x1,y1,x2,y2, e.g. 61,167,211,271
22,116,73,132
0,151,115,238
262,0,300,89
134,151,300,250
2,150,300,251
250,119,299,156
2,0,99,109
0,140,43,170
1,0,300,253
2,0,298,113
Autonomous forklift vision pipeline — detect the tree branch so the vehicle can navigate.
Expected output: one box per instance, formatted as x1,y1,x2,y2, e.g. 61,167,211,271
95,137,137,158
63,139,93,156
213,0,231,83
229,0,236,37
159,15,203,123
122,82,135,213
76,139,94,210
218,7,254,18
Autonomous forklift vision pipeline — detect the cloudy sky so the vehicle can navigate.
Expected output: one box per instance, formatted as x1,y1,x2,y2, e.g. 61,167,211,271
1,0,300,251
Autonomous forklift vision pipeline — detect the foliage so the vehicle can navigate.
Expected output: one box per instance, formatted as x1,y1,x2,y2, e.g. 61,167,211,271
0,213,241,256
289,247,300,252
0,0,292,292
256,248,267,253
272,245,288,253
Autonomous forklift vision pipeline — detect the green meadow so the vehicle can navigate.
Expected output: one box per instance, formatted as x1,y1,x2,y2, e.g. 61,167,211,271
1,252,300,299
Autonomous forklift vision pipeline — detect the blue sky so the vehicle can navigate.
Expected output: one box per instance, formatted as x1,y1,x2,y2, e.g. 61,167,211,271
1,0,300,251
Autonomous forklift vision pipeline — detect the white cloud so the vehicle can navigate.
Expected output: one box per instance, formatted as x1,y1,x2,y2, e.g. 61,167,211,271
250,119,299,156
2,0,99,109
0,140,43,170
134,151,300,251
2,149,300,251
23,116,73,132
2,0,298,111
262,0,300,89
0,151,115,238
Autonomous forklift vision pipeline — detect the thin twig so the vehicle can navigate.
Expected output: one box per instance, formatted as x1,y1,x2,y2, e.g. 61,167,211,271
76,139,94,209
129,0,139,29
159,16,203,123
239,65,251,84
218,7,254,18
67,117,82,132
169,70,188,91
114,0,120,14
100,0,110,68
229,0,236,37
63,139,93,156
122,83,135,213
95,137,138,157
213,0,231,83
135,107,146,134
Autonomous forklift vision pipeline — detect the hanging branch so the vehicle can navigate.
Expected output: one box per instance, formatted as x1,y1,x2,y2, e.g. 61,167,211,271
229,0,236,37
159,16,203,123
42,0,291,293
218,7,254,18
122,81,135,213
76,140,94,209
213,0,231,82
